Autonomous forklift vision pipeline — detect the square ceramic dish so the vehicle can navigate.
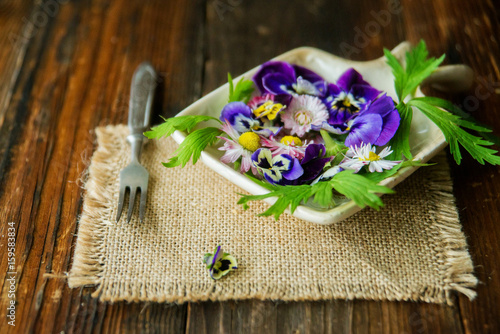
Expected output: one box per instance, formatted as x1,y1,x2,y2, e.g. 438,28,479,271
171,42,456,225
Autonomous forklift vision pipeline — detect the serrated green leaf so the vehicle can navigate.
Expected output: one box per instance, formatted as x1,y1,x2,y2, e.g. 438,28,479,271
331,171,394,210
412,96,493,132
408,99,500,165
310,181,335,207
385,40,444,102
162,127,223,167
383,48,406,99
237,169,395,220
227,73,255,103
237,185,313,220
144,115,221,139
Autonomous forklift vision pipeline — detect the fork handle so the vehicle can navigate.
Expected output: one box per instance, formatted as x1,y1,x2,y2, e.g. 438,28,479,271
127,62,156,162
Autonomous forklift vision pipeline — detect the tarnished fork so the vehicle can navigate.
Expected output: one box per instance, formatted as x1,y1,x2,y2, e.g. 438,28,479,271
116,62,156,223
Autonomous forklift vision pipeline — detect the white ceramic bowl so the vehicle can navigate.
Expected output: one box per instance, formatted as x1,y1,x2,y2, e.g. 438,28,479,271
171,42,472,225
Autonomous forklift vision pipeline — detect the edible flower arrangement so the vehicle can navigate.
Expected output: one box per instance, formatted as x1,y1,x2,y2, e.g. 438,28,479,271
145,41,500,220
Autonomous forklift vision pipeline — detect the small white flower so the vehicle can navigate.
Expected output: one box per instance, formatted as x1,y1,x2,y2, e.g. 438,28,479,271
342,143,400,173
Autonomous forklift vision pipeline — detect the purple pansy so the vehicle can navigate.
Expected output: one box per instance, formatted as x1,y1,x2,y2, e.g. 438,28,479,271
220,101,281,137
220,102,259,133
287,143,331,185
252,61,326,97
203,245,238,280
323,68,381,125
251,148,304,185
343,94,400,147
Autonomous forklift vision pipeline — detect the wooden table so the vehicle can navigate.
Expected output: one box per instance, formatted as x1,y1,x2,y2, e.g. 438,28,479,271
1,0,499,332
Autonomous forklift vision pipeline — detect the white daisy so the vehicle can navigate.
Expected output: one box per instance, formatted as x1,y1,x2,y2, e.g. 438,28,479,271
341,143,400,173
281,95,328,137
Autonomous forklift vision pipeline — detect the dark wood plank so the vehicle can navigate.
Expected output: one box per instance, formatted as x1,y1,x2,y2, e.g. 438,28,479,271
0,0,205,333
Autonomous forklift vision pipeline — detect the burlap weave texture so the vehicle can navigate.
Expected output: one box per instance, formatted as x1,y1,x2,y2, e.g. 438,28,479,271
68,125,477,304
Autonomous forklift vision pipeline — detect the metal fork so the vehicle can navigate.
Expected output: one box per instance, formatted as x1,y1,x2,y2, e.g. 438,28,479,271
116,62,156,223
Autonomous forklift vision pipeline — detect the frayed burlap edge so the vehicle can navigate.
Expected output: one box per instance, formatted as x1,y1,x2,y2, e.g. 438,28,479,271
425,153,478,304
68,127,119,293
68,125,477,304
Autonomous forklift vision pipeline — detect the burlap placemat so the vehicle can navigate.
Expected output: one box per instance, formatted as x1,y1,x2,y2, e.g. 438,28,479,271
68,125,477,304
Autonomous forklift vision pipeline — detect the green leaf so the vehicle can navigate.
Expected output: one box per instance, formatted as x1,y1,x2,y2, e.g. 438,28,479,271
144,115,221,139
237,170,395,220
310,181,335,207
412,96,493,133
403,40,445,99
227,73,255,103
383,48,406,100
385,40,445,102
408,99,500,165
330,171,394,210
162,127,223,167
237,185,313,220
320,130,347,157
388,103,413,160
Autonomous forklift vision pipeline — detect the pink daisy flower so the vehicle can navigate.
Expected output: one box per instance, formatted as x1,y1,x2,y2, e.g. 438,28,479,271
218,121,260,174
260,135,311,159
281,95,328,137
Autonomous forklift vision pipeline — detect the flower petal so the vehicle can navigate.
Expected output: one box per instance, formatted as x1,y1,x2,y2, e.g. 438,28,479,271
345,113,383,147
280,156,304,180
263,73,294,95
336,68,371,91
220,101,253,123
253,61,296,94
292,64,324,84
350,84,381,105
374,108,400,146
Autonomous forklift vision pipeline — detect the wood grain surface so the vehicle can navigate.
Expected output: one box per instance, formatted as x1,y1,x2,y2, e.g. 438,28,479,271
0,0,499,333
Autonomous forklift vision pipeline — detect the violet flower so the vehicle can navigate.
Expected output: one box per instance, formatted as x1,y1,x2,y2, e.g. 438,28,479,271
323,68,381,125
220,101,259,134
252,61,326,96
203,245,237,280
287,143,331,185
343,94,400,147
220,101,281,137
251,148,304,185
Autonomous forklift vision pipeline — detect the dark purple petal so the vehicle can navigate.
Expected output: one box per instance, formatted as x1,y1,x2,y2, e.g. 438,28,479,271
325,82,342,97
292,64,324,84
350,84,381,105
362,94,396,118
211,246,222,269
281,156,304,180
297,157,331,183
301,144,326,165
262,73,293,95
345,113,383,147
374,108,400,146
220,102,253,123
253,61,296,94
336,68,371,91
273,94,293,106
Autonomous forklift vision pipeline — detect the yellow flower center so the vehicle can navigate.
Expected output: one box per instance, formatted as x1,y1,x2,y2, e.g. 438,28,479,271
280,136,302,146
238,132,261,152
360,151,381,161
342,97,352,107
